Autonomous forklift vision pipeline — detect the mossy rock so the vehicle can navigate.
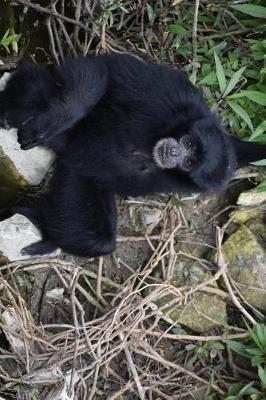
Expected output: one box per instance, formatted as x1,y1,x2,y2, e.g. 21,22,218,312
0,144,28,213
149,256,227,333
222,224,266,310
157,290,226,333
0,126,55,216
171,256,211,287
230,209,263,225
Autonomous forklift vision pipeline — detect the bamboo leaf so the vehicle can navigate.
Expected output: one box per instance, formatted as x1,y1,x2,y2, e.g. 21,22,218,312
258,366,266,388
223,67,246,97
249,122,266,141
230,4,266,18
251,159,266,166
227,101,253,131
214,51,226,93
257,180,266,192
228,90,266,106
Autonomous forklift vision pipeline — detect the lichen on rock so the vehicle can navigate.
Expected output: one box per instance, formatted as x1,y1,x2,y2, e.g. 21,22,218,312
222,223,266,310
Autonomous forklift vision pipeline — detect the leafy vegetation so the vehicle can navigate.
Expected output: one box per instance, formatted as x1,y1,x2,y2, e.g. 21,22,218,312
225,324,266,399
184,324,266,399
0,29,21,65
0,29,21,54
167,3,266,142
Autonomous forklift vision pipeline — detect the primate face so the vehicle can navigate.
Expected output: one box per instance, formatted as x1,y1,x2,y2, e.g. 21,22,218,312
153,135,199,171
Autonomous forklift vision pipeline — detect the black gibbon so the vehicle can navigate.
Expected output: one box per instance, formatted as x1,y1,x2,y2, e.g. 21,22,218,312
1,54,265,256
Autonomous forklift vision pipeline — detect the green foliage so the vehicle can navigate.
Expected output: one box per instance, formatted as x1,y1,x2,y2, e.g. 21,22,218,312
185,340,225,369
214,51,226,93
199,42,265,139
167,2,266,146
225,381,262,400
101,1,130,27
225,324,266,398
256,180,266,192
229,4,266,19
251,160,266,167
0,29,21,54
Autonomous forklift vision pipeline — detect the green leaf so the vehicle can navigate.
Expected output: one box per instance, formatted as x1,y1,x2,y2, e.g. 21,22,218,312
168,24,189,37
228,90,266,105
225,340,249,357
198,72,216,86
244,90,266,106
249,122,266,141
211,342,225,350
258,366,266,388
251,355,264,367
0,29,21,54
197,347,205,354
206,41,227,55
185,354,198,369
239,381,259,395
214,51,226,93
251,134,266,144
245,347,264,356
146,4,154,22
258,136,266,144
230,4,266,18
223,67,246,97
256,180,266,192
246,322,266,352
227,383,243,396
251,159,266,166
171,326,187,335
227,101,254,131
2,29,9,40
255,324,266,351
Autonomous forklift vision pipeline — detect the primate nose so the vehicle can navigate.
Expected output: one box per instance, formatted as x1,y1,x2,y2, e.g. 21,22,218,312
170,147,178,156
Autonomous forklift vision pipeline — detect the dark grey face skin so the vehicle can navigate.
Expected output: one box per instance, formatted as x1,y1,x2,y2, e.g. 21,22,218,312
153,135,198,171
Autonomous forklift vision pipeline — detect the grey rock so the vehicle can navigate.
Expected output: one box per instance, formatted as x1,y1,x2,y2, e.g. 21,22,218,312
0,213,60,261
0,128,55,185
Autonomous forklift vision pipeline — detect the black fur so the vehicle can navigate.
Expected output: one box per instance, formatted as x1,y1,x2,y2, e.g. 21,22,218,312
1,54,266,256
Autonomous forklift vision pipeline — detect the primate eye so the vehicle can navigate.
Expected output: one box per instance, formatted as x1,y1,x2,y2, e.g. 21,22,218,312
184,157,192,168
184,138,192,149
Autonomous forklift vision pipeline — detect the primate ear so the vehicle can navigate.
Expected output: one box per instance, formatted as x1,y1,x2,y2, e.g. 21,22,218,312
229,136,266,167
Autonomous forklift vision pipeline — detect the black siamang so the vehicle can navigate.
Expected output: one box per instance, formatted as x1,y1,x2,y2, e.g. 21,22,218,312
1,54,266,256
